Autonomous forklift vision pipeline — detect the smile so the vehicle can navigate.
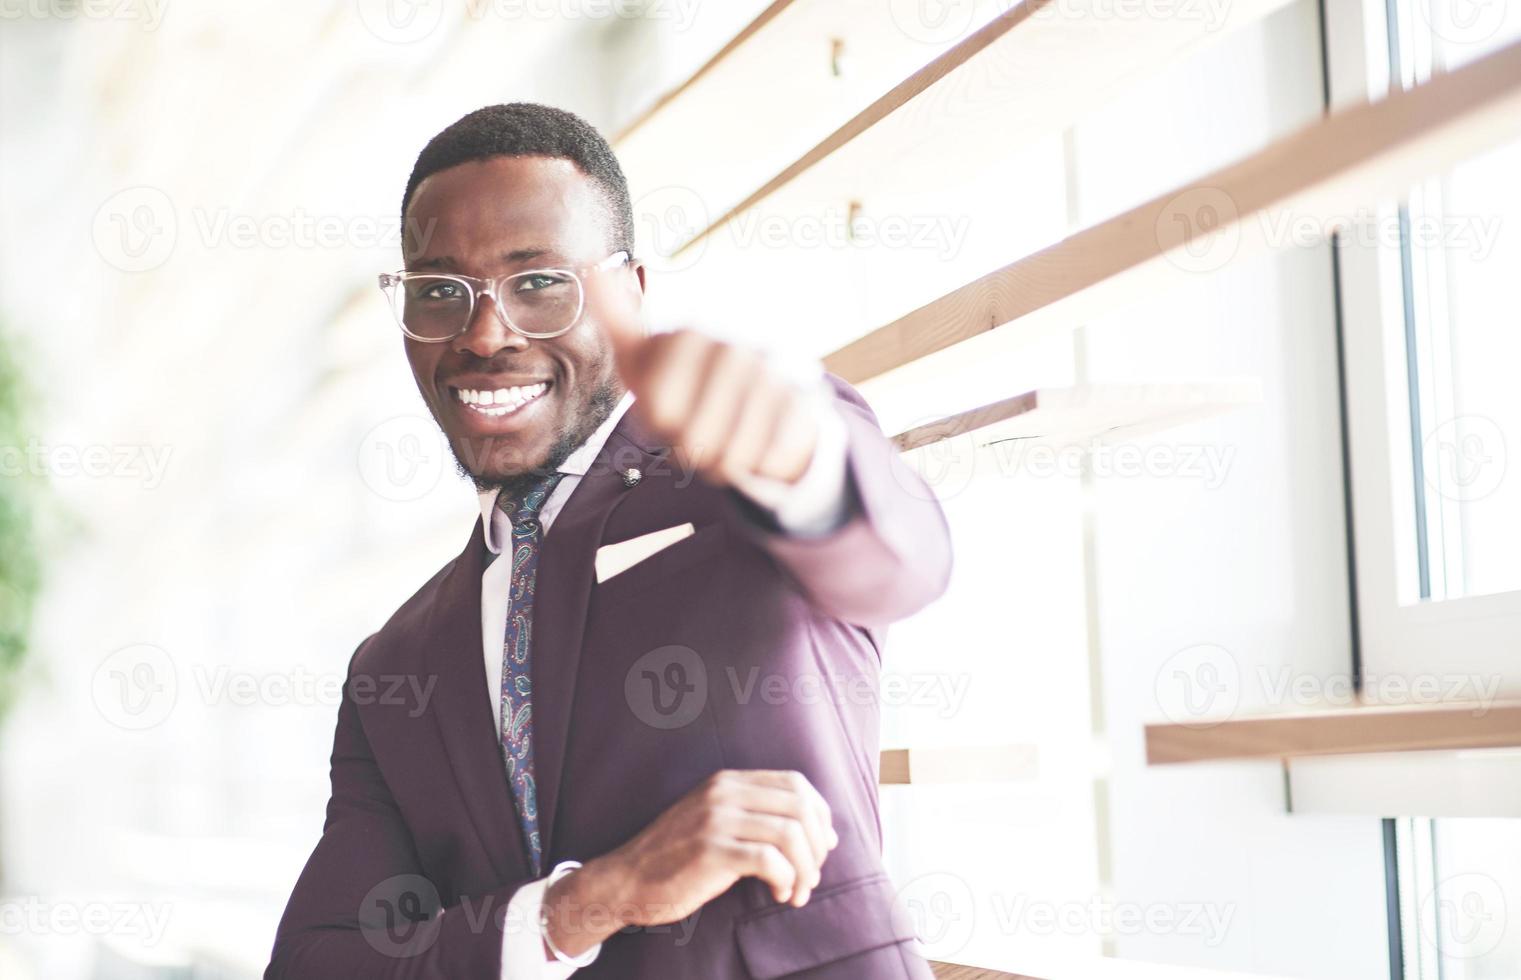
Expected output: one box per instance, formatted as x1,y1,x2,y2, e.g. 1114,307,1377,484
452,381,550,417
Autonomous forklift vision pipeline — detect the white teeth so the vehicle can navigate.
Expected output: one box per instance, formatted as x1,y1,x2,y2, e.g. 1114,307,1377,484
454,383,548,417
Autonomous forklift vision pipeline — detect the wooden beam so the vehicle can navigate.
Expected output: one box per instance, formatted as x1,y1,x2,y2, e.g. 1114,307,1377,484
617,0,1291,271
932,963,1043,980
825,36,1521,384
890,383,1260,453
671,0,1053,256
1146,700,1521,765
668,0,1292,259
880,745,1038,784
612,0,801,144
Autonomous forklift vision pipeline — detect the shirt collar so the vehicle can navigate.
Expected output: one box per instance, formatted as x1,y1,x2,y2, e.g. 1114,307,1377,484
476,390,636,554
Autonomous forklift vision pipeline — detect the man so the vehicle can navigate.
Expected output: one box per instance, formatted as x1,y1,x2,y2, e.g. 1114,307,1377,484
266,103,951,979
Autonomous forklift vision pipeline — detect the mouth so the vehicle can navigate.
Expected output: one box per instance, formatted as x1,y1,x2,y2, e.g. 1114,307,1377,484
451,381,551,418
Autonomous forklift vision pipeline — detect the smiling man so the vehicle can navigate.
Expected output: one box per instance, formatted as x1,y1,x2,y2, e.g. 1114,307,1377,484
265,103,952,979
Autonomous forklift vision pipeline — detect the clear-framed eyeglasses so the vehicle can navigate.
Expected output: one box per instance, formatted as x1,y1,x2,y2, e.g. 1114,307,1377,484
378,250,629,343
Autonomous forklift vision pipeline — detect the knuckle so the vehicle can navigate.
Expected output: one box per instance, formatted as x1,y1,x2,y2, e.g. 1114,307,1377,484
671,328,706,353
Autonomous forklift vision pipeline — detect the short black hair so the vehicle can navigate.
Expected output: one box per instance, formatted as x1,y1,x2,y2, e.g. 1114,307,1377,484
400,102,634,256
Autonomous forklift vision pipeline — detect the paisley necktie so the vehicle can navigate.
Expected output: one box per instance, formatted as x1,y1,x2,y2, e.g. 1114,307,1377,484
497,471,564,875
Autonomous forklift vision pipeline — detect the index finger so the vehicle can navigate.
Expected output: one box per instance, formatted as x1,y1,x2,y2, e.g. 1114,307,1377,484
736,770,837,846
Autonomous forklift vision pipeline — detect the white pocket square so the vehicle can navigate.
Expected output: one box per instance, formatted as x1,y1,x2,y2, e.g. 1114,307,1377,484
595,523,695,583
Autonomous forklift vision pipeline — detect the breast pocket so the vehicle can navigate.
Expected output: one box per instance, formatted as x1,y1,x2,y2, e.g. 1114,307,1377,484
592,521,731,609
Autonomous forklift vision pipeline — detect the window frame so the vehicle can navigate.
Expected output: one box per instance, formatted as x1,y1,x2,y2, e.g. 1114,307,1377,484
1328,0,1521,693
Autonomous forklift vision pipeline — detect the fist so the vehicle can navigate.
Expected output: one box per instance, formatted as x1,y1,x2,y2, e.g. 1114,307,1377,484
599,769,839,926
589,274,821,487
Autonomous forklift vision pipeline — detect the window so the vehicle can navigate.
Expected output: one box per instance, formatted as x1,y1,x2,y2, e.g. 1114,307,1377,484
1337,0,1521,685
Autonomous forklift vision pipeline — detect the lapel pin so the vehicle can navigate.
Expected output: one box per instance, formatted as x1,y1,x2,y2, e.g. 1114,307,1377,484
621,467,642,488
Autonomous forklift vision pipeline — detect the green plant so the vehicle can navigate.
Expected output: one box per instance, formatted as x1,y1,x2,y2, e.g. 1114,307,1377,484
0,325,40,723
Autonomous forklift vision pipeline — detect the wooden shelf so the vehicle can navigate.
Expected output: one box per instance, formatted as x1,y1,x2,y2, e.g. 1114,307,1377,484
825,35,1521,384
880,745,1037,785
663,0,1293,261
616,0,1006,251
1146,700,1521,765
890,382,1260,453
613,0,801,145
933,964,1041,980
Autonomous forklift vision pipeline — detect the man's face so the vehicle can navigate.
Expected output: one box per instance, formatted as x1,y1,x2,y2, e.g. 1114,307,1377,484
401,155,642,489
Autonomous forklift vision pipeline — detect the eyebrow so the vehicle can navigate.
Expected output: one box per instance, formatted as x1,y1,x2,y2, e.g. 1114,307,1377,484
409,248,555,272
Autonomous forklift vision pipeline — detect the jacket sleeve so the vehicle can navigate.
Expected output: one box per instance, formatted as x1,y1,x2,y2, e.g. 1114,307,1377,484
731,373,954,629
265,644,530,979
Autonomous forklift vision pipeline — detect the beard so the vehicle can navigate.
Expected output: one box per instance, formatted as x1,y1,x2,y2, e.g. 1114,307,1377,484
451,375,622,499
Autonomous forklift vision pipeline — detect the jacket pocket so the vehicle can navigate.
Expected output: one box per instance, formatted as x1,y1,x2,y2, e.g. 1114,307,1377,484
734,872,918,979
592,521,729,607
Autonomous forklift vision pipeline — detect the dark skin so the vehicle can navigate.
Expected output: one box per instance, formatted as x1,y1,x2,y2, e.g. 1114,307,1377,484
402,155,635,492
400,155,836,961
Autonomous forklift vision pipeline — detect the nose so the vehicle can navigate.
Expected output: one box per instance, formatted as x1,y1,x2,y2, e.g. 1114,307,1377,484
454,293,529,359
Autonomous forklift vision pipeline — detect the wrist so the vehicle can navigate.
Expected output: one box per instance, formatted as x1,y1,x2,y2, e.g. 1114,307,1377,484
541,854,629,958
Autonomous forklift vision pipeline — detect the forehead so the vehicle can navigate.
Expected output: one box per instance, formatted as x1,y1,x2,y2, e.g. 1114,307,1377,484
403,155,609,267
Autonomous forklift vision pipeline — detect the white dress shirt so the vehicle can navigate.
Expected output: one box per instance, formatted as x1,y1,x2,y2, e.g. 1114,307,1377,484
484,385,850,978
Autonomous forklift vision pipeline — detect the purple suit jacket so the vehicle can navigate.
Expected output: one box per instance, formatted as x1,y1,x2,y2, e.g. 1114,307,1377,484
266,376,952,979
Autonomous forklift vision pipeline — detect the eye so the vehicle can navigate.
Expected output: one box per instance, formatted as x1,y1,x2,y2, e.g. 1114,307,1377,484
513,272,573,293
418,280,466,301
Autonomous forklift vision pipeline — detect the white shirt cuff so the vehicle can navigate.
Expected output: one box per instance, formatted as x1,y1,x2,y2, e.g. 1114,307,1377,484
500,876,599,979
729,376,851,537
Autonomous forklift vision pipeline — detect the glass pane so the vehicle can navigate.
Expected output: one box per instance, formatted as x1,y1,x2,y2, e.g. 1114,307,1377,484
1399,818,1521,978
1390,0,1521,602
1413,143,1521,600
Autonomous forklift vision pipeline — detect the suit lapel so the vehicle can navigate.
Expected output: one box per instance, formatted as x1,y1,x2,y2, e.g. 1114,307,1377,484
425,519,533,885
532,409,665,862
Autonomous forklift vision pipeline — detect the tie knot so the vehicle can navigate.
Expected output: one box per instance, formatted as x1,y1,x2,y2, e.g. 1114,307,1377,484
498,471,565,528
